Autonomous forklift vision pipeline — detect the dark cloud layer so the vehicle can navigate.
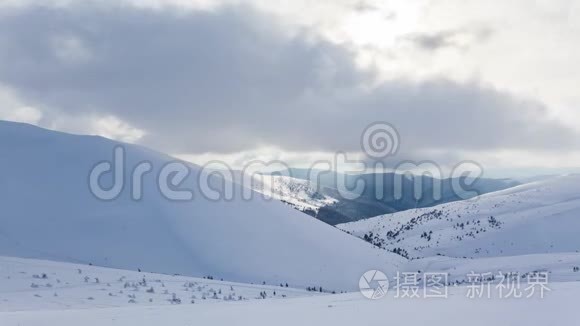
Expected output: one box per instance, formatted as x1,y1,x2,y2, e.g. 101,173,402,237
0,3,576,156
403,27,494,51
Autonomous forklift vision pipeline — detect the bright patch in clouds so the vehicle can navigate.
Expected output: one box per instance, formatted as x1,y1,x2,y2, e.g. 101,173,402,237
91,115,145,143
340,1,424,48
0,87,42,124
0,106,42,124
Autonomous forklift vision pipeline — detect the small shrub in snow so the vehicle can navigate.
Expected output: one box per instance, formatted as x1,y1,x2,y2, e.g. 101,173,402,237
169,293,181,304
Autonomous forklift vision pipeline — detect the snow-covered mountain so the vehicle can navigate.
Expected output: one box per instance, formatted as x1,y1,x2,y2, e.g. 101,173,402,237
0,120,403,291
258,169,519,225
1,121,578,326
338,175,580,259
248,175,337,214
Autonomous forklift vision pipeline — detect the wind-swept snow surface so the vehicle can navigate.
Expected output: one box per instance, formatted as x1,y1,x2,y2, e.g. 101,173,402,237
2,285,576,326
0,256,576,326
339,175,580,259
0,256,317,312
0,121,403,291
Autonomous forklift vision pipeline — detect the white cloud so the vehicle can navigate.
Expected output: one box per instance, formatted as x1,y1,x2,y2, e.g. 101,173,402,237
0,106,43,124
0,85,143,144
90,115,145,143
44,113,145,143
0,87,43,124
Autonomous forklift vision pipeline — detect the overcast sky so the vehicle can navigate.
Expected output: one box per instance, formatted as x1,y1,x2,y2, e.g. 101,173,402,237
0,0,579,176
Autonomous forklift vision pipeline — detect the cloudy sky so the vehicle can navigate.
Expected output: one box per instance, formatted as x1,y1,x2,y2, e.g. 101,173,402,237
0,0,579,176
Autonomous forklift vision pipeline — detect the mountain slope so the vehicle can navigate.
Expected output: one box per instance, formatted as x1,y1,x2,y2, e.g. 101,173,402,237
263,169,519,225
0,120,403,291
246,175,337,214
338,175,580,259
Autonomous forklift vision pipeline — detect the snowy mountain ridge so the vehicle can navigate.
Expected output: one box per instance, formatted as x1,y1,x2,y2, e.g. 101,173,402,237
338,175,580,259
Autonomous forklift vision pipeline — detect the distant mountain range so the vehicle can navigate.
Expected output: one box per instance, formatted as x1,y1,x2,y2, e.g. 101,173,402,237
250,168,520,225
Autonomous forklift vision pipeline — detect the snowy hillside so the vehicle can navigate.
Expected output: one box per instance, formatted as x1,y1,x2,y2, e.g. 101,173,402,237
338,175,580,259
0,121,403,291
248,175,337,213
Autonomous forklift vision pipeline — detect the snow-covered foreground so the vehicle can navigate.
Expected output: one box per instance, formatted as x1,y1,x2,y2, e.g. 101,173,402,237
1,278,576,325
0,256,321,313
1,255,578,325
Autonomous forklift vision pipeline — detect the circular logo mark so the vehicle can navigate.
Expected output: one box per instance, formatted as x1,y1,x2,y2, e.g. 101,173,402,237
359,270,389,299
361,122,400,159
